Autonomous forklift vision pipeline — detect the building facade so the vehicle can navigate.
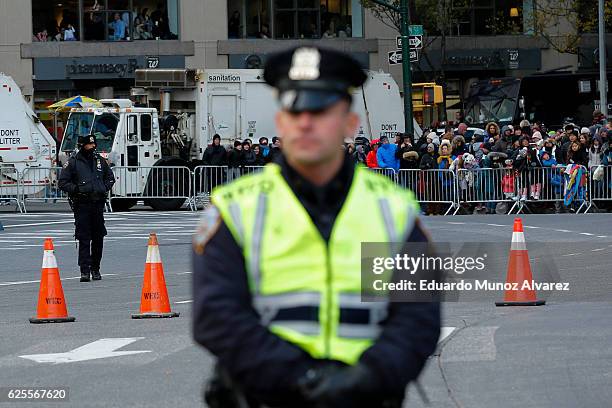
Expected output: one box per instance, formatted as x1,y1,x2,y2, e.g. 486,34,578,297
0,0,609,138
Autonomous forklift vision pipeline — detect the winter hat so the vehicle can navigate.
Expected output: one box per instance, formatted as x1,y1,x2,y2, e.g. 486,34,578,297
580,127,590,135
532,131,542,141
234,140,242,147
427,143,435,151
540,150,550,160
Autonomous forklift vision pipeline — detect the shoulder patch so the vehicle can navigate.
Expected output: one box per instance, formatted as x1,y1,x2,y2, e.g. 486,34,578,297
63,161,70,168
193,206,222,255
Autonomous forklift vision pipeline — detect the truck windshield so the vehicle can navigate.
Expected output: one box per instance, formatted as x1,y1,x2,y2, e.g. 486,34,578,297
61,112,119,153
62,113,94,151
464,79,521,126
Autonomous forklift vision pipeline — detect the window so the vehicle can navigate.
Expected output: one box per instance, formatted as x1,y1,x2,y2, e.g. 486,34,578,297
227,0,362,39
33,0,179,42
32,0,80,42
141,114,152,141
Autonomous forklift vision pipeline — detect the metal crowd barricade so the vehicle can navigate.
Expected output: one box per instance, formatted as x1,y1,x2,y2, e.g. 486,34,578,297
397,169,458,215
508,165,589,214
110,166,192,211
455,168,510,215
19,166,69,212
190,165,229,210
0,166,23,212
586,165,612,213
369,167,398,184
236,165,265,179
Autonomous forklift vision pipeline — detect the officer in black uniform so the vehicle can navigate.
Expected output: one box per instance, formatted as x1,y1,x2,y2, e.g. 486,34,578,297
192,47,441,408
58,134,115,282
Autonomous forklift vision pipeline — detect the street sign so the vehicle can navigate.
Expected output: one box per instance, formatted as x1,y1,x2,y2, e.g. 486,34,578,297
388,50,402,65
410,49,419,62
409,35,423,49
396,34,423,50
388,50,419,65
409,25,423,36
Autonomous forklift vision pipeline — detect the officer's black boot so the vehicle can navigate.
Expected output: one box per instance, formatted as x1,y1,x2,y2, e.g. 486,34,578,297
91,268,101,280
80,266,90,282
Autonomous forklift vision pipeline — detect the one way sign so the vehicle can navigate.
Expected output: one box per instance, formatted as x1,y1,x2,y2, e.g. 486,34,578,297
388,50,419,65
396,35,423,50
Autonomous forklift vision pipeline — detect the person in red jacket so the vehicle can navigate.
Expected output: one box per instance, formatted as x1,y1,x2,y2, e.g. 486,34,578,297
366,139,380,168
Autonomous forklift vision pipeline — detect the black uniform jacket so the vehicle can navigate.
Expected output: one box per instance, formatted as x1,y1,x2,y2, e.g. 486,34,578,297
192,156,441,398
58,150,115,201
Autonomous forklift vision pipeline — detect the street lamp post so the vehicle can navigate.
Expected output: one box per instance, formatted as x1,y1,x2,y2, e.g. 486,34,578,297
367,0,414,135
599,0,608,118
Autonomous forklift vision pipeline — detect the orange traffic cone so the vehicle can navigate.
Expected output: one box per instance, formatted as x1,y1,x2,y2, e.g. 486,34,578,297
29,238,76,323
132,233,179,318
495,218,545,306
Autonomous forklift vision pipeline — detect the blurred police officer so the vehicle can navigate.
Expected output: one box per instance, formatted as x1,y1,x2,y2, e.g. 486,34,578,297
192,46,440,408
58,134,114,282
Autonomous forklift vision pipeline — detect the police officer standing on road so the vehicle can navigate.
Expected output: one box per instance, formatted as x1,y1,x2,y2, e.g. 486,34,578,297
59,134,114,282
192,46,441,408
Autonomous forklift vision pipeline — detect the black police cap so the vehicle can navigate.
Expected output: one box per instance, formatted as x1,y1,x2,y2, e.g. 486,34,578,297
264,46,367,113
77,134,97,146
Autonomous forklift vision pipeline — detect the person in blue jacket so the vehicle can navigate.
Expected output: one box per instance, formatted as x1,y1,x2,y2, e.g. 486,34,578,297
376,135,399,171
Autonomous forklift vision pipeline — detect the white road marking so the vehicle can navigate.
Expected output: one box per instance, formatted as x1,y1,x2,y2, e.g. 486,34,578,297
176,272,192,275
439,326,455,343
3,220,76,228
591,248,605,252
447,222,466,225
486,224,507,227
0,274,118,286
597,236,607,238
561,253,581,257
19,338,151,364
174,300,193,304
523,225,540,229
0,240,25,243
579,232,595,236
555,229,571,233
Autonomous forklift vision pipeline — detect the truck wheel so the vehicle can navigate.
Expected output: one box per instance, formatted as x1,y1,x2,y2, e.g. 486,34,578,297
110,198,137,212
145,167,189,211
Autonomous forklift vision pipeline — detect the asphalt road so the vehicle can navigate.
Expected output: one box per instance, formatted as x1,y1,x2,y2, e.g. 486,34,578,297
0,211,610,407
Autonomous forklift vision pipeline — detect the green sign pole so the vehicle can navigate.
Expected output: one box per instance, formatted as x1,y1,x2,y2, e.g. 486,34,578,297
368,0,413,135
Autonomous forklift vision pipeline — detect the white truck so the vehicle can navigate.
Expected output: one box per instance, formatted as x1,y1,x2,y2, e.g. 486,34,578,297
0,74,56,210
59,68,416,210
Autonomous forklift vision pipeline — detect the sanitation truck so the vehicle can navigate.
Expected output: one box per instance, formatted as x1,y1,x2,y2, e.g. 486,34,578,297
59,68,415,211
0,74,56,210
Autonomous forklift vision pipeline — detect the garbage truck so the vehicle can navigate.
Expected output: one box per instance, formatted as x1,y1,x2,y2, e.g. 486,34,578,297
59,68,416,211
0,74,56,210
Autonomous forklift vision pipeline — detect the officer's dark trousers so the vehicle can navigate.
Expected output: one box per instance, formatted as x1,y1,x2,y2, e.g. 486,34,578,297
73,200,107,271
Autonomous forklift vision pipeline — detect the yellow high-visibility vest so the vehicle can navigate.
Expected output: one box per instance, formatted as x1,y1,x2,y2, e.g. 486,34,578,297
212,163,419,365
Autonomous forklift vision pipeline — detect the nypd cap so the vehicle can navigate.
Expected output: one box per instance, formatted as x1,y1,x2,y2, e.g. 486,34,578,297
77,134,97,146
264,46,367,113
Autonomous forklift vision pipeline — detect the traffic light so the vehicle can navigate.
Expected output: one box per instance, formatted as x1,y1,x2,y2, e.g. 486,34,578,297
423,85,443,105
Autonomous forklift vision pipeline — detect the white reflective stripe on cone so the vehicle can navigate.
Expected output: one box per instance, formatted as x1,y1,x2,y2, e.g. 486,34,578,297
41,250,58,269
146,244,162,263
510,232,527,251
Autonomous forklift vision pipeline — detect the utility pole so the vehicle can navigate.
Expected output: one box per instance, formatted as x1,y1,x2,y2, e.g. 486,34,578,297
599,0,608,118
368,0,414,134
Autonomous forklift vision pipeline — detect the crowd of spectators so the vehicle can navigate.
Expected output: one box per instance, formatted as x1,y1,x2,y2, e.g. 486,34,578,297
344,110,612,214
